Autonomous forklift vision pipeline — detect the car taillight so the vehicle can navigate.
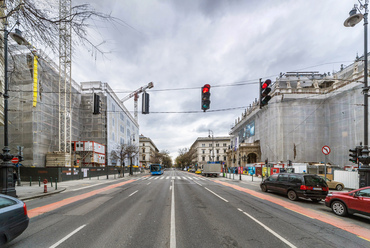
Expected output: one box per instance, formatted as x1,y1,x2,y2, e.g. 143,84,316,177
300,185,313,190
322,187,329,191
23,203,28,216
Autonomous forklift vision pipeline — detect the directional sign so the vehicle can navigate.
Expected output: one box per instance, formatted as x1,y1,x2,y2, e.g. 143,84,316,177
322,146,331,155
11,157,19,164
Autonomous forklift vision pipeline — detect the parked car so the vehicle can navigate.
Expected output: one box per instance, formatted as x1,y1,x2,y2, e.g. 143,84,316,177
0,194,29,245
260,173,329,202
325,186,370,217
320,176,344,191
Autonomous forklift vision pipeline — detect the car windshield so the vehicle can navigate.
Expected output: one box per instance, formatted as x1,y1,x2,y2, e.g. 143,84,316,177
304,176,327,186
151,165,160,172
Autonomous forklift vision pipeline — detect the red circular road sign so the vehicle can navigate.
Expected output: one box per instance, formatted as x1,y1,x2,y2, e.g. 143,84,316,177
322,146,331,155
11,157,19,164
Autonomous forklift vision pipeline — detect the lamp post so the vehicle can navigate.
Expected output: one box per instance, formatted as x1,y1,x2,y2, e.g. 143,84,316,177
345,1,370,187
0,19,28,196
208,130,214,162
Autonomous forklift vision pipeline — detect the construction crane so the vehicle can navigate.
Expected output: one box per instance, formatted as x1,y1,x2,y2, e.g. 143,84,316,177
121,82,154,121
58,0,72,159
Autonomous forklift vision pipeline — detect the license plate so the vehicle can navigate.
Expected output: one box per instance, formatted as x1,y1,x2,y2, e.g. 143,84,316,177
313,188,322,190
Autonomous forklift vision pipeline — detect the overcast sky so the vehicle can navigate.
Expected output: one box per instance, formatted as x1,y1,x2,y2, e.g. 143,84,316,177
68,0,364,160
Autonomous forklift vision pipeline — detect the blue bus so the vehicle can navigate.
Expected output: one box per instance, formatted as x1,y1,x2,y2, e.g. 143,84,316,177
150,164,164,175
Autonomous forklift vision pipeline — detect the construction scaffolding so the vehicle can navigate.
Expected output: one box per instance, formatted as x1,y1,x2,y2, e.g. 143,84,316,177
1,50,81,167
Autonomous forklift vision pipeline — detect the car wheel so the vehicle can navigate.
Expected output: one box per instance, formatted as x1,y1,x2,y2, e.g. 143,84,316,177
336,184,343,191
261,184,267,192
331,200,347,216
311,198,320,203
287,190,298,201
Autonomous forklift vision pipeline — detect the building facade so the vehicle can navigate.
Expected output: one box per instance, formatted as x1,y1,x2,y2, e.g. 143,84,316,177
190,137,230,169
80,81,139,167
139,135,159,168
229,58,366,168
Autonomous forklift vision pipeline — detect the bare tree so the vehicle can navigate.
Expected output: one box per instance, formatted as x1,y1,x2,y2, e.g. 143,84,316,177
175,148,197,169
111,144,138,177
1,0,125,56
151,150,172,168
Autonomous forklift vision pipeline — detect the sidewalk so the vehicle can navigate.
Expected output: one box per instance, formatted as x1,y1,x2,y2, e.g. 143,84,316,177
15,173,146,201
222,173,263,183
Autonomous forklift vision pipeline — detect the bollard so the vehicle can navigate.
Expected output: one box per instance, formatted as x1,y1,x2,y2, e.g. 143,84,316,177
55,178,58,190
39,177,41,187
43,179,48,193
50,177,53,187
30,176,32,186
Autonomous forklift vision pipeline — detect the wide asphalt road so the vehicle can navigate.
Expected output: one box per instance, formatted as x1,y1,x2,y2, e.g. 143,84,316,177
5,170,370,248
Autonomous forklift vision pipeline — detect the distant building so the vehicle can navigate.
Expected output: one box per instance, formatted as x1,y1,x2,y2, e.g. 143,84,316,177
139,135,159,168
190,137,230,169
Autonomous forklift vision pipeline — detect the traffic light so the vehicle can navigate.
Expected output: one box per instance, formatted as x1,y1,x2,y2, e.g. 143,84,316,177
93,93,100,114
349,147,359,163
142,92,149,114
260,79,272,108
201,84,211,111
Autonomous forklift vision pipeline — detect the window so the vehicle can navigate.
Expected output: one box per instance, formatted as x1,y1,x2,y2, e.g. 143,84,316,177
223,143,227,147
112,132,115,141
356,188,370,197
202,150,205,154
216,156,219,161
143,148,145,153
209,144,212,147
268,174,278,181
278,174,289,182
143,143,145,146
202,144,205,147
209,149,212,154
216,149,219,154
0,196,16,209
224,149,227,153
202,156,205,161
289,175,302,183
120,125,124,133
120,113,124,121
224,156,227,161
120,138,124,144
112,103,115,112
143,155,146,160
112,118,114,126
216,143,219,147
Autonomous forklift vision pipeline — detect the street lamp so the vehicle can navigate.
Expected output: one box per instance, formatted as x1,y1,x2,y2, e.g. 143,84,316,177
208,130,214,162
345,1,370,187
0,21,28,196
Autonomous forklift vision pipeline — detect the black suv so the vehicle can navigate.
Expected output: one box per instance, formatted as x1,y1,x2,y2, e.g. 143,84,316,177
260,173,329,202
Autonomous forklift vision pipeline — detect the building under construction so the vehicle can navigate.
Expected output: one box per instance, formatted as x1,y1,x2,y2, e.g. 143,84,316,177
0,51,139,167
229,58,366,168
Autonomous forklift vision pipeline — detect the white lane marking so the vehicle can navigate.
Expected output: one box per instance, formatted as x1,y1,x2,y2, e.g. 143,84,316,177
194,181,202,186
160,176,165,179
147,182,151,185
49,224,86,248
237,208,297,248
172,177,176,180
177,176,181,180
205,187,229,202
129,190,138,197
69,183,105,192
182,177,188,180
170,180,176,248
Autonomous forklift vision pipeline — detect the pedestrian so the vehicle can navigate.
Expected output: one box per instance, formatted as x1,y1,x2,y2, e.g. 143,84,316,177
13,170,18,186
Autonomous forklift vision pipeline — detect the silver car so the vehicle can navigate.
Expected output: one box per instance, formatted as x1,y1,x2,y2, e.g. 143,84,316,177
0,194,29,245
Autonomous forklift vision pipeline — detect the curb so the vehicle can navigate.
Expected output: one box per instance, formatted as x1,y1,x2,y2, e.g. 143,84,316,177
19,188,67,201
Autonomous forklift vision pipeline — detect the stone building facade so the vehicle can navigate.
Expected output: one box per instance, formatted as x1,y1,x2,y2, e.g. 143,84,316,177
139,135,159,168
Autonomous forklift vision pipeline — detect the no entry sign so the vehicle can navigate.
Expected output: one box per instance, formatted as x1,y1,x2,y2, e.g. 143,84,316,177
322,146,331,155
11,157,19,164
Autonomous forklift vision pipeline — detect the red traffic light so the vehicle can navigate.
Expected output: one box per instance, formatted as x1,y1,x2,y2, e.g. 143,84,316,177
202,84,211,93
262,79,271,89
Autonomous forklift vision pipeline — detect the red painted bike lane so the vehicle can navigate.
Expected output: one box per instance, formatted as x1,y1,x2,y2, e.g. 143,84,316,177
28,179,136,218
